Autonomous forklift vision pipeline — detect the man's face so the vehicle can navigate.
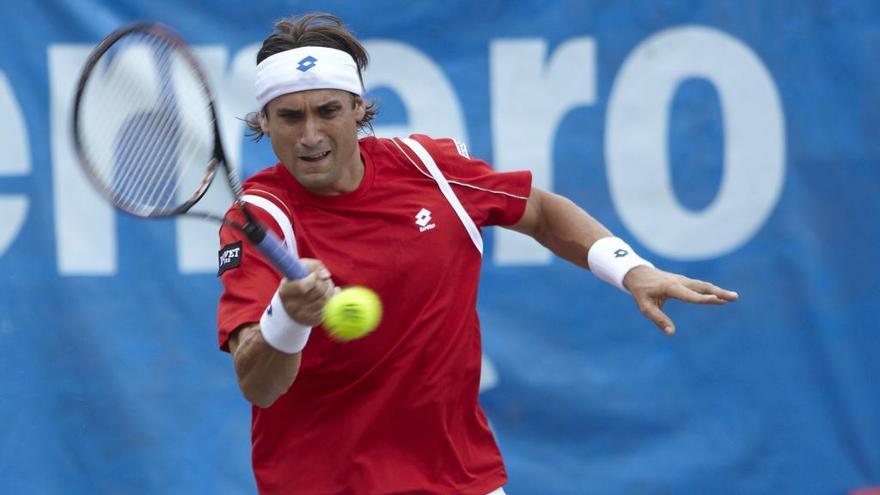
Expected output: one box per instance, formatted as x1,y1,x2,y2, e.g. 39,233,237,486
261,89,366,195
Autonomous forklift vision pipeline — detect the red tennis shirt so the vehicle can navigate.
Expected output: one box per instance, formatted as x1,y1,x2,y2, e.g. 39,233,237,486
217,135,531,494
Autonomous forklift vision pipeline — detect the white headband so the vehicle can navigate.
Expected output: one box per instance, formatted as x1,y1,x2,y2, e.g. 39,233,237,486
254,46,363,108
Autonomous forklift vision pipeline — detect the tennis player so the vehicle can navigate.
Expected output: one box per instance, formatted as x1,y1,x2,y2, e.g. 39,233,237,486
216,12,738,495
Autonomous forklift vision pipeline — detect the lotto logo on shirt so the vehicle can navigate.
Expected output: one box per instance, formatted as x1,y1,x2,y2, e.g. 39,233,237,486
415,208,436,232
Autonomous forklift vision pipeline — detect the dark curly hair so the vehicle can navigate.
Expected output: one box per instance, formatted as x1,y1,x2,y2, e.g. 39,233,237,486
244,13,378,140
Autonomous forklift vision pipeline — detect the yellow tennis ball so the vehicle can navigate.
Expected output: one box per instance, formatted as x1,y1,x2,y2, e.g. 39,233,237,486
322,286,382,341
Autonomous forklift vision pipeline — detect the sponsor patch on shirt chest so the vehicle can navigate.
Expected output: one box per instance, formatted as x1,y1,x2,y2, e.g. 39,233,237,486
217,241,242,276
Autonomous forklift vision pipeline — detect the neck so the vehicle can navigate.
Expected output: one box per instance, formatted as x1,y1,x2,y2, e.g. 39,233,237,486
332,151,365,194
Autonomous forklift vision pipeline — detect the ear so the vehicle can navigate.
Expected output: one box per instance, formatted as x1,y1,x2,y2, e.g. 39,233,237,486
353,96,366,122
259,109,270,134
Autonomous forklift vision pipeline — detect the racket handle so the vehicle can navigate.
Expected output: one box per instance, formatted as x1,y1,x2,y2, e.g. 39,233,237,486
242,223,310,280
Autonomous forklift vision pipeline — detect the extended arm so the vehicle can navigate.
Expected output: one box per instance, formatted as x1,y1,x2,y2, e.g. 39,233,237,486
508,187,611,268
228,259,336,408
508,187,738,335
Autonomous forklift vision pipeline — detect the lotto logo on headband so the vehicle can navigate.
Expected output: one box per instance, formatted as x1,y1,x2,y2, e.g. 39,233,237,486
297,56,317,72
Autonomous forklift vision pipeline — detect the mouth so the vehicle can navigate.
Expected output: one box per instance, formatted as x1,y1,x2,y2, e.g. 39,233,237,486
299,150,331,162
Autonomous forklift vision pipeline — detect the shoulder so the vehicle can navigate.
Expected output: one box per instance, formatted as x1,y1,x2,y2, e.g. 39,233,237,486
359,134,468,160
399,134,492,180
363,134,474,172
221,163,293,225
241,164,295,212
406,134,471,161
241,163,288,194
395,134,471,162
358,135,425,174
358,134,495,184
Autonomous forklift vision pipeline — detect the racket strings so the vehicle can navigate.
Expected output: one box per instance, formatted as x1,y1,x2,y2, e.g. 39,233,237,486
125,71,187,208
76,29,215,216
130,45,207,211
82,37,166,202
113,41,179,208
120,37,207,212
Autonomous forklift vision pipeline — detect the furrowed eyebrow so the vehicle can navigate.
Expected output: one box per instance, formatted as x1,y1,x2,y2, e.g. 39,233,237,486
318,100,343,111
275,108,304,118
274,100,341,117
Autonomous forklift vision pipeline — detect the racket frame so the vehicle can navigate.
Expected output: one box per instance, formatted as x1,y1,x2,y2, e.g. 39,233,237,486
71,21,309,280
72,21,229,219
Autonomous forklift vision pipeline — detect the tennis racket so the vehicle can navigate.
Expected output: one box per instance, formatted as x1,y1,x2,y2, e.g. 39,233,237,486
71,22,308,280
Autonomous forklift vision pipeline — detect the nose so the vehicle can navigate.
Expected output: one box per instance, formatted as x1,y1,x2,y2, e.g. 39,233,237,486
299,116,323,148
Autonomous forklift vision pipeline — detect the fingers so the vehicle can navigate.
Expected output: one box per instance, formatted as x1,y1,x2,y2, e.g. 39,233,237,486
628,269,737,336
666,283,728,305
277,259,337,326
637,297,676,336
682,279,739,302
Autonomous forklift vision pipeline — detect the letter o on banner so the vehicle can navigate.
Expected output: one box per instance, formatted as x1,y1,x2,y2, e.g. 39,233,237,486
0,71,30,256
606,26,785,260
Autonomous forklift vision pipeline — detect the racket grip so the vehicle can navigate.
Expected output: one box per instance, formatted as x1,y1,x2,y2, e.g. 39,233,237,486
242,223,310,280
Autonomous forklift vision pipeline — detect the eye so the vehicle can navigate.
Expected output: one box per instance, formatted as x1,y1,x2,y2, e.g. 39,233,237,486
320,104,342,117
275,109,304,122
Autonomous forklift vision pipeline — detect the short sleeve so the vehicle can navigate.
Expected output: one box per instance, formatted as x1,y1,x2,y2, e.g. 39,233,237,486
216,206,284,352
409,134,532,227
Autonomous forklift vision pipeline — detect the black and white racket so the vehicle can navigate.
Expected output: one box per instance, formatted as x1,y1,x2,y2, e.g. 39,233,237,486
71,22,308,280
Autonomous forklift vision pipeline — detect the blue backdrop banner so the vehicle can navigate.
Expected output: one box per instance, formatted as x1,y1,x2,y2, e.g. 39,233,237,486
1,1,878,493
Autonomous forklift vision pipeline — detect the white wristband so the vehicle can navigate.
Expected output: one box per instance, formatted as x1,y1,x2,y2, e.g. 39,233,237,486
259,290,311,354
587,237,654,293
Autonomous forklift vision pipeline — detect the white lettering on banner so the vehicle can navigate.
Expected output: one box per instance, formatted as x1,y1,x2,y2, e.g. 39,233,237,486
479,354,499,392
490,38,597,266
50,45,117,275
606,26,785,260
0,71,30,257
43,29,784,275
362,40,467,142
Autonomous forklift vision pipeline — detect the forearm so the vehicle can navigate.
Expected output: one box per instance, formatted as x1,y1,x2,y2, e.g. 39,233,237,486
514,189,612,269
509,188,737,335
230,324,302,408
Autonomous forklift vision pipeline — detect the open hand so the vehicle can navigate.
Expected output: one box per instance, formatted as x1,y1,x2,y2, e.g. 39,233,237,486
622,266,739,336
